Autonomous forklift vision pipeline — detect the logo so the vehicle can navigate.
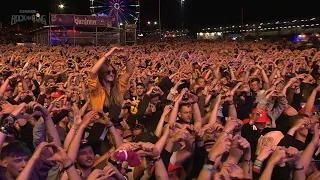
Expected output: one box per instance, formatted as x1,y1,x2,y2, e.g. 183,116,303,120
11,10,47,25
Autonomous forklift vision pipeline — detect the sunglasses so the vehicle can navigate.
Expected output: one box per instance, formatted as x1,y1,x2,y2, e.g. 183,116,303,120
106,70,116,75
133,124,144,130
311,112,320,116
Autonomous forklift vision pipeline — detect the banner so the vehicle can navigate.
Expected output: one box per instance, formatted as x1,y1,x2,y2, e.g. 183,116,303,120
50,14,117,28
11,10,47,25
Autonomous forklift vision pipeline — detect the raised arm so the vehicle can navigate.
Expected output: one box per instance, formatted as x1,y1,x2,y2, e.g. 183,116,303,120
90,47,120,77
67,111,95,161
0,74,17,96
269,63,278,83
299,124,319,175
64,104,82,151
256,64,270,89
119,56,133,83
304,84,320,116
97,110,123,148
0,102,26,149
16,142,50,180
168,89,187,124
192,102,203,130
0,132,6,151
32,102,62,147
208,95,221,124
259,147,286,180
154,105,172,137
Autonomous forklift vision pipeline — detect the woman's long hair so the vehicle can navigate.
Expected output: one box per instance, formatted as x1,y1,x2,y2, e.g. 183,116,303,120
98,63,123,108
13,81,23,97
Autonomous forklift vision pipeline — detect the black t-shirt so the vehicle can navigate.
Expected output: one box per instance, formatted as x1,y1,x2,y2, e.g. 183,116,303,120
0,166,7,180
276,113,291,135
278,134,306,151
241,124,275,158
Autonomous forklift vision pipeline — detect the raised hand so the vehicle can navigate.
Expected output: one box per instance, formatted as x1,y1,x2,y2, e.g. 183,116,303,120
175,88,188,103
268,146,287,166
208,135,232,160
224,118,242,134
103,165,124,180
95,110,111,126
0,101,14,115
31,142,50,160
136,142,160,158
225,163,245,179
28,101,50,117
162,105,173,116
46,142,71,163
170,129,190,143
87,169,107,180
284,146,300,163
201,123,224,134
214,169,231,180
256,136,275,162
81,110,98,127
71,103,82,128
233,134,251,151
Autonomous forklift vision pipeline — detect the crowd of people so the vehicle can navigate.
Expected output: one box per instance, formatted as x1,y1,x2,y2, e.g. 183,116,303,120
0,39,320,180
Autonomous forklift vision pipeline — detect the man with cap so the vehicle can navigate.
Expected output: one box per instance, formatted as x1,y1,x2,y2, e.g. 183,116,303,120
241,108,276,158
0,85,17,105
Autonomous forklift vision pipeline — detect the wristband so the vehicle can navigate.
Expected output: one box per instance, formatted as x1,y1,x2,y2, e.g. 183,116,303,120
228,101,234,105
253,159,263,167
202,165,214,172
222,130,232,136
243,158,252,174
9,114,17,121
292,165,304,171
71,126,78,131
204,158,215,165
152,156,161,163
252,165,261,174
106,122,114,129
62,162,74,172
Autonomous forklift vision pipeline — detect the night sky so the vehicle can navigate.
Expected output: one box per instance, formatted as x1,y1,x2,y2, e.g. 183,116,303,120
1,0,320,33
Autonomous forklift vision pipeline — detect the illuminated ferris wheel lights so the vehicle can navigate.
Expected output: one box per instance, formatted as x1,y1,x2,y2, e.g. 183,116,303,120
90,0,139,25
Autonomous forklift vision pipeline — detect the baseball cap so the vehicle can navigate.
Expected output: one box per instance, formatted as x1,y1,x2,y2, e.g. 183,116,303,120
243,108,270,124
51,91,62,98
168,163,183,177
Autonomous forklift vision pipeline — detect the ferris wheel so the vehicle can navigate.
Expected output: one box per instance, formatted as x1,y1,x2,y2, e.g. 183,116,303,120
89,0,140,26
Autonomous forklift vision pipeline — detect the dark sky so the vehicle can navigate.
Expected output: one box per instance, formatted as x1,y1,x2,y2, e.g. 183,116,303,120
1,0,320,32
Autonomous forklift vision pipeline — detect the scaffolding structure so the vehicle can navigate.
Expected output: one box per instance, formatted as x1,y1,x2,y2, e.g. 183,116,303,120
31,14,137,46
